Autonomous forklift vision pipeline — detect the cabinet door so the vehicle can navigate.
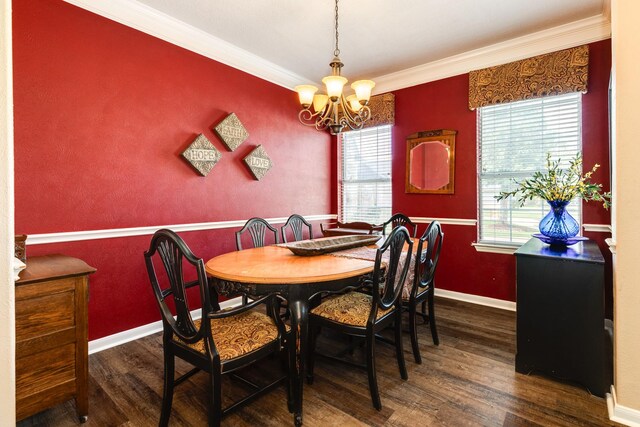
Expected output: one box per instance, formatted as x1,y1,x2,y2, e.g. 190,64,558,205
516,255,605,396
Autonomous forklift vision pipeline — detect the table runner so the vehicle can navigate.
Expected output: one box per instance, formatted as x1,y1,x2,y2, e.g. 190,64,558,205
328,245,416,300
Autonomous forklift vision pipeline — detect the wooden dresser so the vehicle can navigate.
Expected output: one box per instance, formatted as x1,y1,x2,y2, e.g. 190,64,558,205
15,254,96,422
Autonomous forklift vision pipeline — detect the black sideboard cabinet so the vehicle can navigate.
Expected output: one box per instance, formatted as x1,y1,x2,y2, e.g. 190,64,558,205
514,238,611,397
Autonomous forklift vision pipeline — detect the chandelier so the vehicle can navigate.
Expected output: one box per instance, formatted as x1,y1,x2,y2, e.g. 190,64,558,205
294,0,375,135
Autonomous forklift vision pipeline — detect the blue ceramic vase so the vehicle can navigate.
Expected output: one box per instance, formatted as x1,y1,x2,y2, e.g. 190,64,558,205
538,200,580,243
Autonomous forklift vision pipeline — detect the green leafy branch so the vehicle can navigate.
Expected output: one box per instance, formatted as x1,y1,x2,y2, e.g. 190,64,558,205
495,153,611,209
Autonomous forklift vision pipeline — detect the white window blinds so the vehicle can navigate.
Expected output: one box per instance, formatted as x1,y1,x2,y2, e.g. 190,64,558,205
339,125,392,225
478,92,582,245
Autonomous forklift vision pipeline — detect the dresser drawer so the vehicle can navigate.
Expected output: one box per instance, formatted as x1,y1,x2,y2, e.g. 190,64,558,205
15,278,77,356
16,343,76,419
15,255,94,422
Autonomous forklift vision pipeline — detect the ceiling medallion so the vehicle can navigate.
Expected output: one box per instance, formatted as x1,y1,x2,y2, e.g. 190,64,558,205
294,0,375,135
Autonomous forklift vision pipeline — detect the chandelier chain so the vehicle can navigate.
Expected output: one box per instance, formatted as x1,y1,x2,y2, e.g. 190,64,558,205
295,0,374,134
334,0,340,57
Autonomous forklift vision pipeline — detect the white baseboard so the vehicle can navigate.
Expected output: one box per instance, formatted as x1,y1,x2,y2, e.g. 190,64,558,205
89,290,515,354
435,288,516,312
607,386,640,426
88,297,242,354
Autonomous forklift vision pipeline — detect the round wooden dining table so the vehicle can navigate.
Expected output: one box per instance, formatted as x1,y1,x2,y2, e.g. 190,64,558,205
205,245,377,426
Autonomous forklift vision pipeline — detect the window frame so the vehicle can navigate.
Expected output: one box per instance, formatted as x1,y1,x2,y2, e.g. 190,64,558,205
476,92,583,250
338,125,393,225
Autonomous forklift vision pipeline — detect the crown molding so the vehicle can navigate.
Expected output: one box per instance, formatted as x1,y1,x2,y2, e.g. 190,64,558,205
62,0,306,90
373,14,611,94
63,1,611,95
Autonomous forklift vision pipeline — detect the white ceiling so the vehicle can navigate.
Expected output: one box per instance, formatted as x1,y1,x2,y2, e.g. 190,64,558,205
66,0,610,92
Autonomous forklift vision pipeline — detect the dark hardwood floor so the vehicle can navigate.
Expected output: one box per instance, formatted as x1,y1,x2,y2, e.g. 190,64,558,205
18,298,619,426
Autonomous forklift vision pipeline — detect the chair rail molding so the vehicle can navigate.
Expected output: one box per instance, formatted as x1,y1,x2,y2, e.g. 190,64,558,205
583,223,613,233
471,242,519,255
605,238,616,254
26,214,337,245
410,217,477,226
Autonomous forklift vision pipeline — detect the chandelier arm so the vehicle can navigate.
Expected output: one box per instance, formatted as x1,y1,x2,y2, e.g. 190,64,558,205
339,94,359,120
298,108,324,128
338,96,371,131
339,94,368,124
314,103,337,131
295,0,373,135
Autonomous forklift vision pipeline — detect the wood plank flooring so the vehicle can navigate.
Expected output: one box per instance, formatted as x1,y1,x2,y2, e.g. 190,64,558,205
17,298,619,426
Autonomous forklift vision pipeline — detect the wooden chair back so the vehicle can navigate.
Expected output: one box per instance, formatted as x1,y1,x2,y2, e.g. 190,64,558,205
144,229,215,345
412,221,444,299
382,213,417,237
281,214,313,243
236,217,279,250
369,226,413,323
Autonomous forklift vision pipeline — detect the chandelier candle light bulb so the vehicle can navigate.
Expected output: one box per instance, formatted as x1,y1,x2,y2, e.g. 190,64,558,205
295,0,375,135
294,85,318,108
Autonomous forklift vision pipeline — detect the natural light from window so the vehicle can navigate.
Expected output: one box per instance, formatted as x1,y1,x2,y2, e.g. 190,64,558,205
478,92,582,245
339,125,392,225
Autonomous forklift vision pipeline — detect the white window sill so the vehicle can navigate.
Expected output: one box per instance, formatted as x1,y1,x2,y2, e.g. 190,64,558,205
471,242,521,255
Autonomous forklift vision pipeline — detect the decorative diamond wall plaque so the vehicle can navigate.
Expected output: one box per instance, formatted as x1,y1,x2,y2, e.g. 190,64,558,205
214,112,249,151
181,133,222,176
243,145,272,181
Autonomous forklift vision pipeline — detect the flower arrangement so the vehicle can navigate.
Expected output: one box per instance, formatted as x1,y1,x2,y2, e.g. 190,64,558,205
495,153,611,208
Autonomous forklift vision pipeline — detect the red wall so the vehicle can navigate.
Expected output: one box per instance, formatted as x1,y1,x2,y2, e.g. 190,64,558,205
13,0,613,340
391,40,613,306
13,0,332,340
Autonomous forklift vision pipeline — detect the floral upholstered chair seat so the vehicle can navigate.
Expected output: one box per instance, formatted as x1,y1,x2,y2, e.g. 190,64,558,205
175,311,286,361
310,292,393,327
330,245,416,301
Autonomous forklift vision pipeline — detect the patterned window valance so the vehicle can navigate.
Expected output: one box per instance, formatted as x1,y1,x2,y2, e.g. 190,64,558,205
363,92,395,129
468,45,589,110
341,93,395,132
339,92,395,133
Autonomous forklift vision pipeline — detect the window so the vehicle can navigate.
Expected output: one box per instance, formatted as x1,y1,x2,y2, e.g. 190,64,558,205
339,125,392,224
478,92,582,245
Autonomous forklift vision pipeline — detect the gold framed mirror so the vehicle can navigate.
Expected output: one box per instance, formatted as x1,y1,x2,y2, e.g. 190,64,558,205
405,129,456,194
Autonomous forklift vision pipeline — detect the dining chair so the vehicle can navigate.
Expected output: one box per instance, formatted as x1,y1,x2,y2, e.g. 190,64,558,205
405,221,443,363
235,217,279,250
382,213,417,238
281,214,313,243
144,229,290,427
307,226,413,410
